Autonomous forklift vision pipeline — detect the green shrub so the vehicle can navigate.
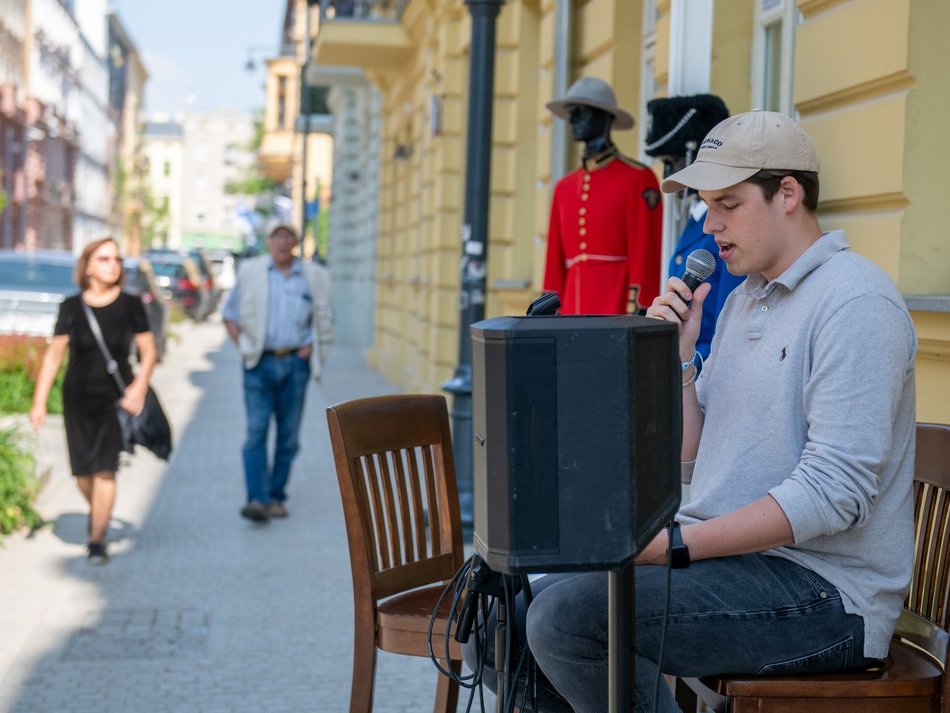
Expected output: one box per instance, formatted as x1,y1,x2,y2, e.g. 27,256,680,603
0,335,64,415
0,426,43,536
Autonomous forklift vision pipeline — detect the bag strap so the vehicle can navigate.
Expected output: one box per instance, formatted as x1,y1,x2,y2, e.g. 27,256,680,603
81,300,128,394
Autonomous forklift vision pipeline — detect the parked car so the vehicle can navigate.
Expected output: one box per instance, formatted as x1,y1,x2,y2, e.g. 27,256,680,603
205,249,237,291
0,250,77,337
147,252,211,321
148,247,220,315
123,257,170,361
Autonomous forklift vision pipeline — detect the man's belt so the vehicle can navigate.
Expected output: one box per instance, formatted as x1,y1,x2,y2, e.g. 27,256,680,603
564,253,626,269
263,347,301,357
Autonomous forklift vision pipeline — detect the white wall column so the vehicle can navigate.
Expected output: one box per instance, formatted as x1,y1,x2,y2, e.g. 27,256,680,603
662,0,713,282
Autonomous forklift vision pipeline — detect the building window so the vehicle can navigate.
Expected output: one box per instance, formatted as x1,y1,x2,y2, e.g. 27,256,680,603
277,75,288,129
753,0,799,115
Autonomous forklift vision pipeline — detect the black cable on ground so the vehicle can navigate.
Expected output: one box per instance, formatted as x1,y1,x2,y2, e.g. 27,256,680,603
651,521,675,713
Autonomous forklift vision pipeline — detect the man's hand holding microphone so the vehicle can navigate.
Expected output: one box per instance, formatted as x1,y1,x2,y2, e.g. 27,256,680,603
646,249,716,365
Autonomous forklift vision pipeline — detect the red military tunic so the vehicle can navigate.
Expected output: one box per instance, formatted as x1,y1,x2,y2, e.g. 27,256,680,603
543,155,662,314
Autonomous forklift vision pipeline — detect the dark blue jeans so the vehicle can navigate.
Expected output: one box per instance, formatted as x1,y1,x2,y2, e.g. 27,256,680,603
464,554,874,713
242,352,310,505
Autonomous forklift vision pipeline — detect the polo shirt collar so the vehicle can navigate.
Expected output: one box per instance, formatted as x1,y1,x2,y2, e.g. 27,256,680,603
267,255,302,275
737,230,849,298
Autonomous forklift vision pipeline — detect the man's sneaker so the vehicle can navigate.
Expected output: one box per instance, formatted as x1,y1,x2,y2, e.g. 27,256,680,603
267,501,288,518
87,542,109,565
240,501,270,522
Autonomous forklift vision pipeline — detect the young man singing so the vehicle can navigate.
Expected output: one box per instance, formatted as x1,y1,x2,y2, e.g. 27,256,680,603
465,110,917,713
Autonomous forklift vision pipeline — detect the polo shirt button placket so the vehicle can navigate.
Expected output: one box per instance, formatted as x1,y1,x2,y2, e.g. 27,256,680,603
748,299,770,340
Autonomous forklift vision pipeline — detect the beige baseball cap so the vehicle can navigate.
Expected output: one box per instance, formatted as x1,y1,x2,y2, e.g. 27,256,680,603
660,110,820,193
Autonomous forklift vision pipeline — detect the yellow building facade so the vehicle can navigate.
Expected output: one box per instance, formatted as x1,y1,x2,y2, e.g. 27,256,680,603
313,0,950,424
259,0,333,254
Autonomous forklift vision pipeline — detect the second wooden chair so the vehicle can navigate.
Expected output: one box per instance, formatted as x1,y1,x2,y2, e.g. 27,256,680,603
327,394,465,713
675,422,950,713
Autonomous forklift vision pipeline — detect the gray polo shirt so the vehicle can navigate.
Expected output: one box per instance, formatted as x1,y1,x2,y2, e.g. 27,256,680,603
680,230,917,659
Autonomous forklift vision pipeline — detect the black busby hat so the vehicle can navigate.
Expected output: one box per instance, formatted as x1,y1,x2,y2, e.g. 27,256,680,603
644,94,730,162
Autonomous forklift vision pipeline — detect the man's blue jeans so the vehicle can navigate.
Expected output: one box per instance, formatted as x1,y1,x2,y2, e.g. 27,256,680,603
463,554,875,713
242,352,310,505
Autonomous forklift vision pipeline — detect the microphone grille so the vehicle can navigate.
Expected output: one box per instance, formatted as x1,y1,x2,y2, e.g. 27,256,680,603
685,249,716,281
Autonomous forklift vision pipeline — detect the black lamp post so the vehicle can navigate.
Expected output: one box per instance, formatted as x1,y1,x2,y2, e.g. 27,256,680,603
298,0,321,243
442,0,504,529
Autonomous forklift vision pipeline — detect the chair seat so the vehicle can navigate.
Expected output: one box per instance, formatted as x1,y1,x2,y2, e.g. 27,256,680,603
377,585,463,660
698,639,942,700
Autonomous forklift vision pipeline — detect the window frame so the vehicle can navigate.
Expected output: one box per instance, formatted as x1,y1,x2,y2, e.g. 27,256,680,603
751,0,800,116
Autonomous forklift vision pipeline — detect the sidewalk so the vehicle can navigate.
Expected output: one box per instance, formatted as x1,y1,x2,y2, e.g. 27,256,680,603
0,318,475,712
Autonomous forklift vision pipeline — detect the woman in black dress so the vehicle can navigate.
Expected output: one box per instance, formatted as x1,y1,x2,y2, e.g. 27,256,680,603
30,238,157,564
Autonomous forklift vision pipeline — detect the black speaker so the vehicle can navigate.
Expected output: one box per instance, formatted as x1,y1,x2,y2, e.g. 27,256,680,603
471,315,681,573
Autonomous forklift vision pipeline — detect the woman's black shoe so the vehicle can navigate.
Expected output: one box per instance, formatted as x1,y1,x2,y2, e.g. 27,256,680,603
87,542,109,565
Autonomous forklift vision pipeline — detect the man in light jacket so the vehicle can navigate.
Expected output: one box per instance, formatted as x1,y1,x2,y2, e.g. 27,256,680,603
223,224,332,522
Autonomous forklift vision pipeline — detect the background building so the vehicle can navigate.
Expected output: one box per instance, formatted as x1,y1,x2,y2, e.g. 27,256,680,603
141,116,183,249
0,0,27,250
71,0,112,248
180,109,257,253
258,0,333,258
0,2,147,254
107,12,149,256
308,0,950,424
323,71,380,351
21,0,83,251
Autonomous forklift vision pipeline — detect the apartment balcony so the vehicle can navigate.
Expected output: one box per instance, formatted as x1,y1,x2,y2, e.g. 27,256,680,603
313,0,412,74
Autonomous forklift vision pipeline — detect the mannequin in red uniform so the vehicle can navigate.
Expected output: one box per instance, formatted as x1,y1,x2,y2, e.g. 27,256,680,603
543,77,662,314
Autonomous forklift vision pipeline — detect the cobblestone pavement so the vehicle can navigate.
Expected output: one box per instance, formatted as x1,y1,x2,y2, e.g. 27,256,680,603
0,317,490,713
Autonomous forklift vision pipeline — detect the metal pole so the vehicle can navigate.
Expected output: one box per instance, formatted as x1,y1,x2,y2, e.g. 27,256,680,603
608,564,636,713
442,0,503,530
300,1,315,242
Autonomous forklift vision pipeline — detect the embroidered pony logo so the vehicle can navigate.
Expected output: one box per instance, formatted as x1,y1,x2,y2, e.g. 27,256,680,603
780,346,788,361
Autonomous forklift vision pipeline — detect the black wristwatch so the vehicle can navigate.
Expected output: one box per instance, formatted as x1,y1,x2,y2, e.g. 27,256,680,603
669,521,691,568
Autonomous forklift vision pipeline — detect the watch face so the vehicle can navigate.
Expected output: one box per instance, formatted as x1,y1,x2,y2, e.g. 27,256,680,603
671,545,690,568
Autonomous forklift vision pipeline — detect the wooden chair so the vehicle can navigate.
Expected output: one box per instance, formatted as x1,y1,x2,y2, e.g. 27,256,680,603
327,394,465,713
675,422,950,713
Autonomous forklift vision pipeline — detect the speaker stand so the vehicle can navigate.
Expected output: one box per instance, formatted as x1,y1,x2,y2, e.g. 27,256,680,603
609,563,636,712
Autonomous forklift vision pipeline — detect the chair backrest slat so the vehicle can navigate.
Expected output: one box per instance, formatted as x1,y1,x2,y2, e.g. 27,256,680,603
363,454,391,571
327,395,464,607
390,448,416,564
406,446,429,560
376,451,402,568
422,444,442,555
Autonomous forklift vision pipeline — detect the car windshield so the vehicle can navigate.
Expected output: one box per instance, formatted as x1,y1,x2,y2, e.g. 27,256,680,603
150,261,185,278
0,260,74,292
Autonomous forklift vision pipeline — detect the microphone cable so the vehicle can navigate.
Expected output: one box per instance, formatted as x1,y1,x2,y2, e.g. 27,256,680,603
427,555,485,706
428,556,540,712
651,520,676,713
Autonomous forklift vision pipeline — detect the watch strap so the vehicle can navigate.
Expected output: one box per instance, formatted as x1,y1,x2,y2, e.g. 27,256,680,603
669,520,691,568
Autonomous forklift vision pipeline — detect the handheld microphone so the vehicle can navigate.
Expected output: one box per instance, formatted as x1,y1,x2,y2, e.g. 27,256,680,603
682,249,716,305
